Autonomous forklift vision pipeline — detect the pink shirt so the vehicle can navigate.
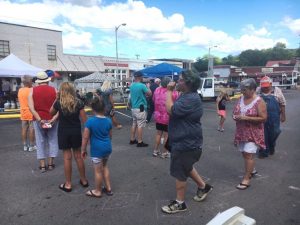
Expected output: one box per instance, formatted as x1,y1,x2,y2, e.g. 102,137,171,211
153,87,179,125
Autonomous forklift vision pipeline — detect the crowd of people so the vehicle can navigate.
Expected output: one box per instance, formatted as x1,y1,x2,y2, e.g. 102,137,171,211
15,69,286,214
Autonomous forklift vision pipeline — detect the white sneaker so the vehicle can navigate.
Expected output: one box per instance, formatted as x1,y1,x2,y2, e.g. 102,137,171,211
161,152,171,158
23,145,28,151
28,146,36,152
153,150,160,157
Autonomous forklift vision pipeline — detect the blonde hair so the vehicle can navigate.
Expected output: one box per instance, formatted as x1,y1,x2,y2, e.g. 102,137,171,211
59,82,77,114
101,80,112,92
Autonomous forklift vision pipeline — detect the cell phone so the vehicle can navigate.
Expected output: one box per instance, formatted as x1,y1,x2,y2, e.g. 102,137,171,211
42,122,52,129
140,104,144,112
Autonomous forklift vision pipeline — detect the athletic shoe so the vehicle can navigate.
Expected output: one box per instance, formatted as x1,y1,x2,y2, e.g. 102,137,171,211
193,183,213,202
23,145,28,151
161,200,187,214
153,150,160,157
137,142,148,147
28,146,36,152
161,152,171,158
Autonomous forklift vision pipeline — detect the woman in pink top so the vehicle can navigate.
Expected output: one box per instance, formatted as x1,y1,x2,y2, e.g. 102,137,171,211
152,77,179,158
233,78,267,190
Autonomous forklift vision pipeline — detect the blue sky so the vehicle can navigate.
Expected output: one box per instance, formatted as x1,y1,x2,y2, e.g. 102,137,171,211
1,0,299,60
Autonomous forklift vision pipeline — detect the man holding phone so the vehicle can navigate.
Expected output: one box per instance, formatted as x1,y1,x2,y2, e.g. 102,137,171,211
129,71,152,147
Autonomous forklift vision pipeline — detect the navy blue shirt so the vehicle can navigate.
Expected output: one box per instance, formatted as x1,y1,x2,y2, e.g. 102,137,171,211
168,92,203,152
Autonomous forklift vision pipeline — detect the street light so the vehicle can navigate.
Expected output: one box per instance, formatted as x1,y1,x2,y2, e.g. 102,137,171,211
115,23,126,88
207,45,217,77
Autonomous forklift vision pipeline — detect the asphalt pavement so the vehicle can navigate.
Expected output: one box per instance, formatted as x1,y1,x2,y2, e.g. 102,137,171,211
0,89,299,225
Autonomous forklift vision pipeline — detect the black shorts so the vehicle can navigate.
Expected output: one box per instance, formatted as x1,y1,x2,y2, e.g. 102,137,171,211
58,133,82,150
170,149,202,181
156,123,168,132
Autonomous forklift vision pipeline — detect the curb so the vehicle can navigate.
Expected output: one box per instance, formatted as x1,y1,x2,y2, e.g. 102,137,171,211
0,104,128,119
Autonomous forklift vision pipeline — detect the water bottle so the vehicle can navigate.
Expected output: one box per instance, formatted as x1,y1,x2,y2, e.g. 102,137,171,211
161,137,164,144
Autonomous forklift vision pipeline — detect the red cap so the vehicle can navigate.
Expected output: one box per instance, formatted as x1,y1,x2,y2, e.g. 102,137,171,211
260,76,272,87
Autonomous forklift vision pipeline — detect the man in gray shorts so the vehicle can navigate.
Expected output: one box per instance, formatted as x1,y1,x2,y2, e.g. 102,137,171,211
161,70,213,214
129,71,152,147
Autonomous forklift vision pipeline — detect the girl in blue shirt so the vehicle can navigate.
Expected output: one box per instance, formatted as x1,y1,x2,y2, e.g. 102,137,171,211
81,97,113,198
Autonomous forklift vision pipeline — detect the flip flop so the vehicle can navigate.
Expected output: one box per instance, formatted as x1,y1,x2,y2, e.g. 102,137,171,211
86,190,101,198
102,187,113,196
236,183,250,190
59,183,72,193
79,180,89,188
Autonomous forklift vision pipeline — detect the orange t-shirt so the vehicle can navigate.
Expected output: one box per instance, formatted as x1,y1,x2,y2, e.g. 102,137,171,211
18,87,33,121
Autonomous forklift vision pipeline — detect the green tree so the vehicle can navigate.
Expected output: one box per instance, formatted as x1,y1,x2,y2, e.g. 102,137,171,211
239,49,266,66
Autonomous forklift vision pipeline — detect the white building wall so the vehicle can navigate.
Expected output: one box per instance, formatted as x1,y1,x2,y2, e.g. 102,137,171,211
0,22,63,69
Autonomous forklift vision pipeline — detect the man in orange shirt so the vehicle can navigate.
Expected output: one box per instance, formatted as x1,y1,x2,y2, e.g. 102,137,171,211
18,75,35,151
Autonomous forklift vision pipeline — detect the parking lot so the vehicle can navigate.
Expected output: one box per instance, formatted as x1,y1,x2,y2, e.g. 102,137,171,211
0,89,299,225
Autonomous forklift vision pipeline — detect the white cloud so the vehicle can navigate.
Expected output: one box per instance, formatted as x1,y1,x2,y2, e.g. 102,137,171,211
63,31,93,51
0,0,293,55
281,17,300,34
242,24,271,36
63,0,102,7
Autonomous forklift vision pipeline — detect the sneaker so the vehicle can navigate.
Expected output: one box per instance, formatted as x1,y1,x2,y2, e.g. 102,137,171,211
193,183,213,202
161,152,171,158
28,146,36,152
153,150,160,157
161,200,187,214
129,139,138,145
137,142,148,147
23,145,28,151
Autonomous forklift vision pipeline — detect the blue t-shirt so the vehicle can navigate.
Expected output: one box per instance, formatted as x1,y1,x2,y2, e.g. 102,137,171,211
168,92,203,152
85,116,112,158
129,82,149,110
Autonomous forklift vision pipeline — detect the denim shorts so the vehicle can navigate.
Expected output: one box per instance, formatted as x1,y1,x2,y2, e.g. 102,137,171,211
91,156,109,165
170,149,202,181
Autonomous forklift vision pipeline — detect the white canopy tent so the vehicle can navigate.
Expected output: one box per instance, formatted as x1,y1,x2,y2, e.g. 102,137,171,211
74,71,120,92
0,54,43,77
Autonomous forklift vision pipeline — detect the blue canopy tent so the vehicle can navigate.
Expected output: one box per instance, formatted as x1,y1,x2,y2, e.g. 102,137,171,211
138,63,184,79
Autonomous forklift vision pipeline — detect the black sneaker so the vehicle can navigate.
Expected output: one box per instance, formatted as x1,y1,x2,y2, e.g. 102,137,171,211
193,183,213,202
137,142,148,147
161,200,187,214
129,139,138,145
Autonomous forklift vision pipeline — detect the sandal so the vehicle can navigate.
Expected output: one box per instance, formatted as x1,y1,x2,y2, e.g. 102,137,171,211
79,180,89,188
102,187,113,196
48,164,55,171
236,183,250,190
59,183,72,193
86,190,101,198
39,166,47,173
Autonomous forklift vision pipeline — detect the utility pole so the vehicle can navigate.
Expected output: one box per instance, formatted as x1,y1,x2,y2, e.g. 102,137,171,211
207,45,217,77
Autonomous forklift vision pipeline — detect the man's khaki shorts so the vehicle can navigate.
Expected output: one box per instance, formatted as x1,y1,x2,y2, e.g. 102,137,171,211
131,108,147,128
21,120,33,129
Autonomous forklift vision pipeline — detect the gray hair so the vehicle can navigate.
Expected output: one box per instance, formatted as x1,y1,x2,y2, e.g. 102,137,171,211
22,75,32,87
240,78,257,90
161,77,171,88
